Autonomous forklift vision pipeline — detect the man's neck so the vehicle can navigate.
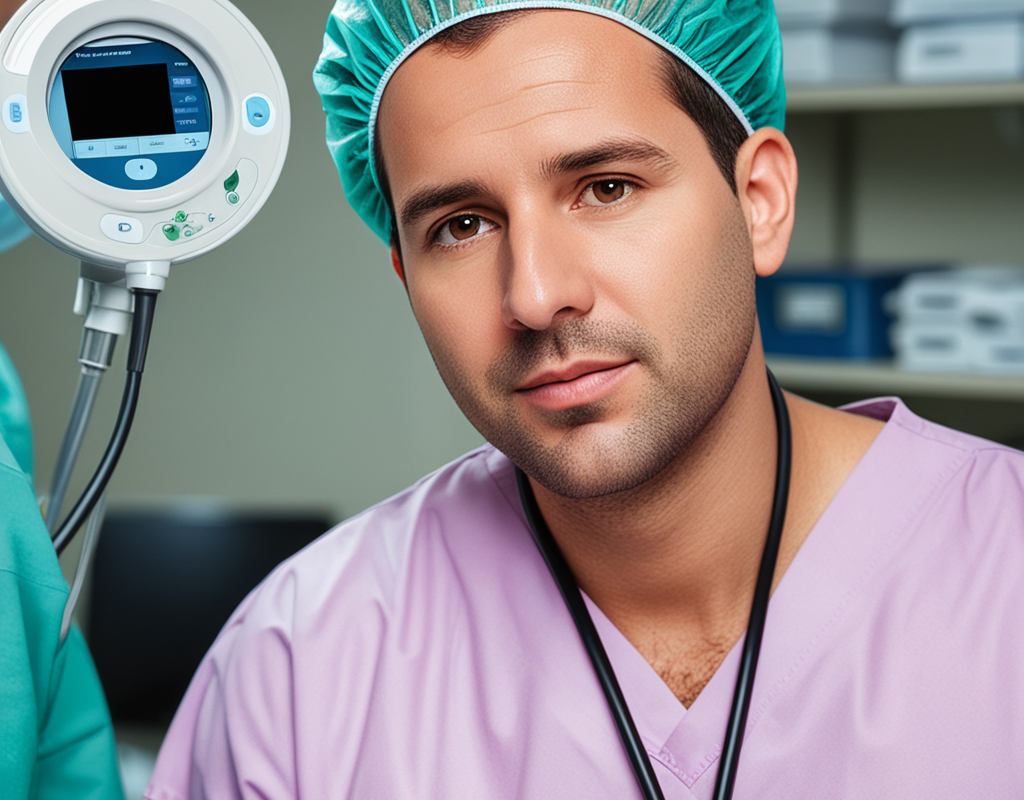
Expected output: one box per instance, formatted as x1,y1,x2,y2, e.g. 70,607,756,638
529,349,884,706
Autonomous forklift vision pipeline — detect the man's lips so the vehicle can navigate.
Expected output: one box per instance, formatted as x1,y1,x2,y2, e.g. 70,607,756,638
515,360,636,412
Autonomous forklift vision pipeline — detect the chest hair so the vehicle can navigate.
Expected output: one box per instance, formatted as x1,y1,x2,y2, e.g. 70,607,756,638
644,635,740,709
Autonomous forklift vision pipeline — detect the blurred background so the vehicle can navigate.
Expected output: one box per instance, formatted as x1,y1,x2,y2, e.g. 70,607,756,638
5,0,1024,795
762,0,1024,448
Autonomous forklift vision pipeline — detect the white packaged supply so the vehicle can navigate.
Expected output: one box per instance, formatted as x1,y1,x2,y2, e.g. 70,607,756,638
963,284,1024,340
897,19,1024,83
896,324,1024,373
775,0,891,27
896,270,973,326
893,322,972,371
783,28,896,84
963,286,1024,374
971,338,1024,373
892,0,1024,26
894,267,1024,373
897,267,1024,326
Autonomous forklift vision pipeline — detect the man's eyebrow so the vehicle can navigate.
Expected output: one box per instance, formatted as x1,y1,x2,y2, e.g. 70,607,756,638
540,138,679,179
399,180,488,230
396,139,676,230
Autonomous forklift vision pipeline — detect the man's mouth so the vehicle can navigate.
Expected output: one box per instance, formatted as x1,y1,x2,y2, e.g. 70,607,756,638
515,360,636,412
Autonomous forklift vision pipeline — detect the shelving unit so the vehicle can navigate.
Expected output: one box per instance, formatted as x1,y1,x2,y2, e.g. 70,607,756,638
767,357,1024,400
788,81,1024,112
777,80,1024,421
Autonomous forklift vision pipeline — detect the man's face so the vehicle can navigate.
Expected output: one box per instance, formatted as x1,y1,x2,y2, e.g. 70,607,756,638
378,10,757,499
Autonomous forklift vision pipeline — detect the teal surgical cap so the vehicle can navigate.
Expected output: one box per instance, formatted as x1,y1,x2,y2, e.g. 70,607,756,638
314,0,785,245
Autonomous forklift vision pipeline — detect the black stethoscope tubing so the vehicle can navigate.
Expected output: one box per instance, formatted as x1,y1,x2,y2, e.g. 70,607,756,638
515,367,792,800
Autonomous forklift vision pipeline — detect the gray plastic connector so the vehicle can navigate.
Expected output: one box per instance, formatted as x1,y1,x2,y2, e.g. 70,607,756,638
125,261,171,293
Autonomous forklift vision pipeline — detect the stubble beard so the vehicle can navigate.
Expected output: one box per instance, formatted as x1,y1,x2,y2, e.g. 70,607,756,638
421,216,757,500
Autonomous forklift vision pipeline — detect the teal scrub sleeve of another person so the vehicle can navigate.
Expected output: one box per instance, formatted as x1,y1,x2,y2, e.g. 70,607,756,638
0,306,124,795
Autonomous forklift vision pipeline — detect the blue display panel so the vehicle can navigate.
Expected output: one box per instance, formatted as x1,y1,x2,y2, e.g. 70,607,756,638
48,38,212,190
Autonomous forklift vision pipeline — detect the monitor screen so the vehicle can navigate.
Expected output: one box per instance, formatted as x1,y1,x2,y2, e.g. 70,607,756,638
88,509,332,726
62,63,177,141
48,38,212,190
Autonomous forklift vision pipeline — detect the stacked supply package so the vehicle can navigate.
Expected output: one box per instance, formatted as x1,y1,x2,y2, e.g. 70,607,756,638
776,0,896,85
756,266,907,359
894,267,1024,373
892,0,1024,82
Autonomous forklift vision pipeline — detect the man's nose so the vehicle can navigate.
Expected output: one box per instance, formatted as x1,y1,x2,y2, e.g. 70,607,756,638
501,215,595,331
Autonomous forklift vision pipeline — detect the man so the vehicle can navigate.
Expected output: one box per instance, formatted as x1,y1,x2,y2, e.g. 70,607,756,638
146,1,1024,798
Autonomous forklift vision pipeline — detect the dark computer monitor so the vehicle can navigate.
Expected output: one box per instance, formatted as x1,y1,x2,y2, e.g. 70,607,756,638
88,507,332,726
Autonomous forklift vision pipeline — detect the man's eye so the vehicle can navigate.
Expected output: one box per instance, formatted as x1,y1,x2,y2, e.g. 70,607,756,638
435,214,495,245
579,180,634,207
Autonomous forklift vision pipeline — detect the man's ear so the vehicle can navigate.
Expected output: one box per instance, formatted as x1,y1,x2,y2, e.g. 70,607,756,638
390,241,406,285
734,128,798,279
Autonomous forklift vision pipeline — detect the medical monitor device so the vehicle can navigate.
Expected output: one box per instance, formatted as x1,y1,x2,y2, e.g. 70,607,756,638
0,0,289,559
90,509,330,725
0,0,288,283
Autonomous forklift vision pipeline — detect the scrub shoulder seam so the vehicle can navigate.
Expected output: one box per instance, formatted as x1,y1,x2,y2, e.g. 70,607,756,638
893,415,1024,461
0,566,69,595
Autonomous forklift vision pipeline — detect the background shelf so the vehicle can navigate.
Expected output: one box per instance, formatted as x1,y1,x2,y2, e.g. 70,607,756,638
767,357,1024,400
787,81,1024,113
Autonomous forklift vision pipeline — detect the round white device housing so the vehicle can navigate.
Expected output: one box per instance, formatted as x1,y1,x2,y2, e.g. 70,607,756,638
0,0,289,270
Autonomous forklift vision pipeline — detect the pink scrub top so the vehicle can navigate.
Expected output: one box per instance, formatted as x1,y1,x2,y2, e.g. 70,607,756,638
145,399,1024,799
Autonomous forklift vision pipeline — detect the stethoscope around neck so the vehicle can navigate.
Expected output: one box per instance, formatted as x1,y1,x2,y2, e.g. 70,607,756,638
515,368,791,800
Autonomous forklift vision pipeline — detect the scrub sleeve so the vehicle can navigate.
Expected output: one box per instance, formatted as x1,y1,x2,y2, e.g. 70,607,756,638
0,340,124,800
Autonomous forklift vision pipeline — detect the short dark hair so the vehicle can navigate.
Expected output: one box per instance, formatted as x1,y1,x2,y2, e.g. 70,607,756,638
376,10,748,249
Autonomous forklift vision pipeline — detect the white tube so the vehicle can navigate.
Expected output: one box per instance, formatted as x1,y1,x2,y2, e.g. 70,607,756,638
59,491,106,644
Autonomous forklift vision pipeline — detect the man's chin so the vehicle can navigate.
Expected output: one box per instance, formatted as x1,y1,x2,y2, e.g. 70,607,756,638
505,424,678,501
524,459,665,500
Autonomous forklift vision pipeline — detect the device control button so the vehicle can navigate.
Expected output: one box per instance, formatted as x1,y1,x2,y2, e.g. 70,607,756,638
100,214,145,244
162,224,180,241
3,94,29,133
174,210,188,223
226,191,240,205
224,171,239,192
125,158,158,181
242,93,274,135
182,223,204,238
246,95,270,128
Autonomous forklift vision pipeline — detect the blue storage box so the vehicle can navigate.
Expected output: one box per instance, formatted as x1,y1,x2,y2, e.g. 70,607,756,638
756,269,905,359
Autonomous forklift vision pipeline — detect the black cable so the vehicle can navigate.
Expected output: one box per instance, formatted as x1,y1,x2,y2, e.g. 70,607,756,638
711,368,791,800
515,467,667,800
516,367,791,800
53,290,159,556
